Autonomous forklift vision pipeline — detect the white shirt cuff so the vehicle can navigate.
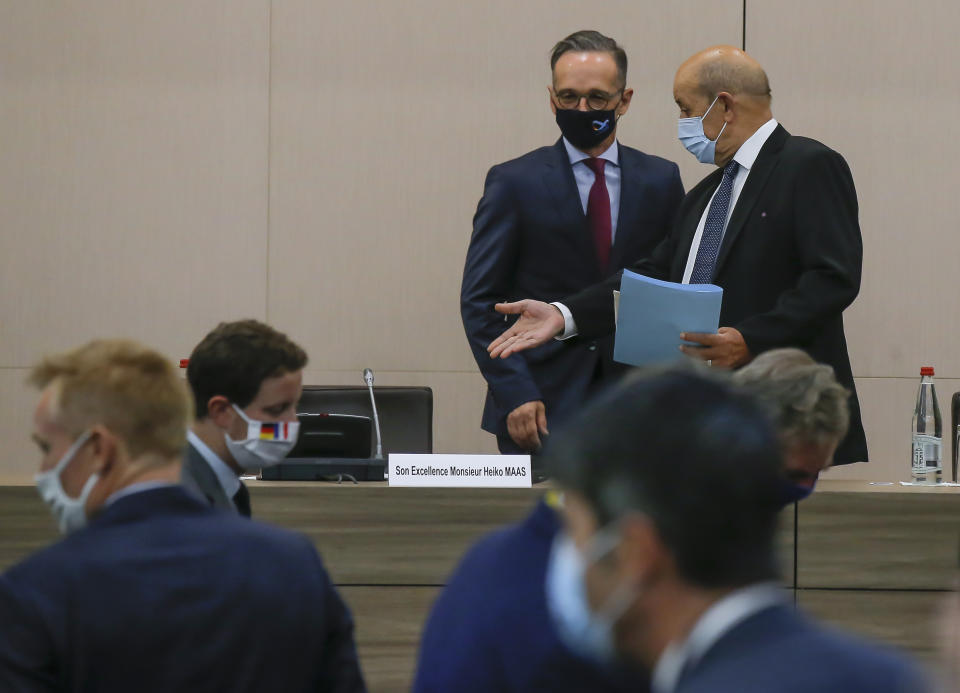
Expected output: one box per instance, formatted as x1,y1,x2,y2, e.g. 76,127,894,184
550,302,578,340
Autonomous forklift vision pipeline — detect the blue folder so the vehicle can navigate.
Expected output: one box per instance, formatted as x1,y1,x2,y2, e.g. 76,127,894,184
613,270,723,367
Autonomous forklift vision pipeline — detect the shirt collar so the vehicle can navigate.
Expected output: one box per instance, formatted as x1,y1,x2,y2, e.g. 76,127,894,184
104,481,179,507
651,581,785,693
732,118,778,172
562,137,620,167
187,429,241,499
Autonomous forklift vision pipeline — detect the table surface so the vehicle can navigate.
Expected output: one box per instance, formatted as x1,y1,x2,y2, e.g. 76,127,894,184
2,475,958,491
242,479,960,493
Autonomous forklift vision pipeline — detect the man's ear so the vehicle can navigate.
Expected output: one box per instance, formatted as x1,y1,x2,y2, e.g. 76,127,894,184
548,86,558,115
617,514,669,588
206,395,233,428
617,87,634,116
87,424,119,475
717,91,735,121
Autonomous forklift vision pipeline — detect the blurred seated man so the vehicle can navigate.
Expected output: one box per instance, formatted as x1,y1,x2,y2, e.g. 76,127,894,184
184,319,307,516
0,339,366,692
546,369,927,693
413,352,850,693
734,347,850,504
413,484,645,693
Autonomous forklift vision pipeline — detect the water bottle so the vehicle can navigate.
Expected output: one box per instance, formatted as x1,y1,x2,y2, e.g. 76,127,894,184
911,366,942,484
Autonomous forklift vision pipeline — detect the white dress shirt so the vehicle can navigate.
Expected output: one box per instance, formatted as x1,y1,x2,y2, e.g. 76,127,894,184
187,429,241,500
651,582,786,693
680,118,778,283
554,119,779,339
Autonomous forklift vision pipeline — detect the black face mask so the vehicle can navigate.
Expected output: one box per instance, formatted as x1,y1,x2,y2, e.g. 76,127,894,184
555,108,617,150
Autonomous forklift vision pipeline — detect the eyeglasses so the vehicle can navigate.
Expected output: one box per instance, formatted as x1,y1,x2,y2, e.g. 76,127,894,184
552,87,624,111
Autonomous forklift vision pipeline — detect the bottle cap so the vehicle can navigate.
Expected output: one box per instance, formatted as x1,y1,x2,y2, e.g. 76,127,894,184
921,366,934,376
179,359,190,369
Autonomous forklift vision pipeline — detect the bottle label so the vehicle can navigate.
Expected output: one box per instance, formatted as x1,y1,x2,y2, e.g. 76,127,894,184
912,434,942,473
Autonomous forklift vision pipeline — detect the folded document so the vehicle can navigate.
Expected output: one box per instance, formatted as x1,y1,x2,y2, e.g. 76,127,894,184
613,270,723,367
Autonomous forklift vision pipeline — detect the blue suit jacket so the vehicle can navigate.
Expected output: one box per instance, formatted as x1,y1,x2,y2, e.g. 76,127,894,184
0,486,366,693
461,139,684,438
677,603,928,693
413,500,646,693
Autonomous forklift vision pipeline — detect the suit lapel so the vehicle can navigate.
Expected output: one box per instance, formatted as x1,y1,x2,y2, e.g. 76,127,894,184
542,139,600,269
184,443,234,511
609,143,635,271
713,125,789,277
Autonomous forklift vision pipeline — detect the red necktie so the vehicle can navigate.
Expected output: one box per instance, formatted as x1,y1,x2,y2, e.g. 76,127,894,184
585,157,611,270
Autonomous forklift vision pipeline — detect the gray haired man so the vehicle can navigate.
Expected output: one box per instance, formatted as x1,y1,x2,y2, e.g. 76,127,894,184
734,347,849,503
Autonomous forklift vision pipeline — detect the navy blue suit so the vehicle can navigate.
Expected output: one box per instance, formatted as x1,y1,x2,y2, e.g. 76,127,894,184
413,500,645,693
676,603,928,693
0,486,366,693
461,139,684,450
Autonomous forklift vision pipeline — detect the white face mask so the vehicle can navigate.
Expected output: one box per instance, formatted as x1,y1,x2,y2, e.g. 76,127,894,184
545,528,638,663
35,430,99,535
677,95,727,164
224,404,299,471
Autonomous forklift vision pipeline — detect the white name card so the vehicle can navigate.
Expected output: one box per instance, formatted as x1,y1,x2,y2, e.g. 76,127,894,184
388,454,532,488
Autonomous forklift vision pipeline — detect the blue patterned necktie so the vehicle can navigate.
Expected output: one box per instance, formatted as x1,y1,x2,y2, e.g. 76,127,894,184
689,160,740,284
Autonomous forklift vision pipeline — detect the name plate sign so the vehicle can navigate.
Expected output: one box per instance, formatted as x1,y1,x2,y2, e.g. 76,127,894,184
388,454,532,488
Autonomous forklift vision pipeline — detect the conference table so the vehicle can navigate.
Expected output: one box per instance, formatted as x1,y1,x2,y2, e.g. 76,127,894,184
1,479,958,692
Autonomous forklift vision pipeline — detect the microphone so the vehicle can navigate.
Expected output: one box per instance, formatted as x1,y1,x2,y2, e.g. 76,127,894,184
363,368,384,460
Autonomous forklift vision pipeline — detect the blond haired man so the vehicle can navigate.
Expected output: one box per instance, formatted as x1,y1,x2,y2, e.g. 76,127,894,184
0,339,366,693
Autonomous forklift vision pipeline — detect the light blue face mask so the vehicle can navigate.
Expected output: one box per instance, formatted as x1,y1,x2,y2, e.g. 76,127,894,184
544,529,637,664
677,95,727,164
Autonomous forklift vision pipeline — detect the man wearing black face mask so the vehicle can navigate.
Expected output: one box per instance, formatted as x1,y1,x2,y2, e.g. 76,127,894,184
460,30,684,455
487,45,867,468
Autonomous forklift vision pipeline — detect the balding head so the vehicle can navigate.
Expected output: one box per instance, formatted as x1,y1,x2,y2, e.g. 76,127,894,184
673,46,774,166
677,45,771,103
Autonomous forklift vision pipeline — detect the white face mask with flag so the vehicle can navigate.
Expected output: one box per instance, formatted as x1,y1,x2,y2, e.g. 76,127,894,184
224,404,299,471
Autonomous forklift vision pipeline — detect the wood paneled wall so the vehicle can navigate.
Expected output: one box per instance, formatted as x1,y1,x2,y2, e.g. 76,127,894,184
2,1,955,484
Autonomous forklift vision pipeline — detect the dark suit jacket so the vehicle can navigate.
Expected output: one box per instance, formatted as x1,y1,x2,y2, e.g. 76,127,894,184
181,440,241,514
676,603,927,693
462,139,684,438
566,125,867,464
413,500,644,693
0,486,366,693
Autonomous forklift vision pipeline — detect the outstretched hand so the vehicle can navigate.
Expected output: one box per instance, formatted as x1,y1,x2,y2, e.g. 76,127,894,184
487,300,565,359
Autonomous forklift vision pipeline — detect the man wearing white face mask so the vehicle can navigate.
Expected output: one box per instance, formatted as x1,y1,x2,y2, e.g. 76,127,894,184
543,369,926,693
486,45,867,469
183,319,307,517
0,339,366,692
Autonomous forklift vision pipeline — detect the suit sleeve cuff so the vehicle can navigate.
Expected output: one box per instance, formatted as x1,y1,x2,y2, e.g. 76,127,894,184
551,302,578,340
